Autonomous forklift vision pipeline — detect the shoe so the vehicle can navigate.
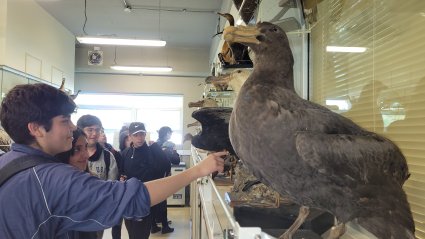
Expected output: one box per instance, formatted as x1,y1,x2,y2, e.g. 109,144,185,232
162,227,174,234
151,226,161,233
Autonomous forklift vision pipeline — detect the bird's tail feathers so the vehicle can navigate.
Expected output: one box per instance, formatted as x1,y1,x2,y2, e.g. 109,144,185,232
358,216,415,239
357,186,415,239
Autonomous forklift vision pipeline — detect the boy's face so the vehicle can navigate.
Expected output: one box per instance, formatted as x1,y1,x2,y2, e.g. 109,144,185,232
131,132,146,148
82,125,102,146
42,115,76,155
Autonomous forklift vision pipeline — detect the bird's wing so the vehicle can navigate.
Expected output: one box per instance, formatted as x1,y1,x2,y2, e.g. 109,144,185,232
295,132,409,185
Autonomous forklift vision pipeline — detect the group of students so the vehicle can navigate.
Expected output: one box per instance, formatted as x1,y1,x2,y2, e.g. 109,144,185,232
0,83,226,239
56,113,178,239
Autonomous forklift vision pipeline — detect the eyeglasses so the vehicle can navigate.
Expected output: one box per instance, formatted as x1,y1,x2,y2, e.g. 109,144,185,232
84,127,102,134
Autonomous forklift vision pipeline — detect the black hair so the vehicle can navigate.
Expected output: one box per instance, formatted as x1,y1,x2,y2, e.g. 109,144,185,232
119,130,129,151
119,125,129,134
0,83,76,144
56,128,86,164
76,114,103,129
158,126,172,140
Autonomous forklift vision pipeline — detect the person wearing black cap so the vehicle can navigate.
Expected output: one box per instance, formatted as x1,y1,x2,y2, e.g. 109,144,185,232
121,122,166,239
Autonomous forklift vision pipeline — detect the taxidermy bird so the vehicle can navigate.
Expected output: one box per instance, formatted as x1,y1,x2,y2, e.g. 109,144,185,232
217,13,252,66
188,98,219,108
224,22,414,239
191,107,235,155
205,69,251,96
58,78,81,100
205,75,230,91
187,121,201,128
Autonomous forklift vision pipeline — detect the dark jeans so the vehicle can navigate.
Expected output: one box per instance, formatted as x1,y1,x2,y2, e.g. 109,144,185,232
124,214,152,239
111,219,123,239
151,200,168,228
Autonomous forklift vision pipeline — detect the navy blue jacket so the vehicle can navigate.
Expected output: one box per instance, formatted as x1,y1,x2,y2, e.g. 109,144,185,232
0,144,151,239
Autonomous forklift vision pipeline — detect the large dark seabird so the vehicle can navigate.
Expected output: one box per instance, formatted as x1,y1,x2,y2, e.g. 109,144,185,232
224,22,414,239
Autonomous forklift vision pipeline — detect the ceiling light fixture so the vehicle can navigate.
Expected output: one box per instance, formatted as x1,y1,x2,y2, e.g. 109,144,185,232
110,65,172,72
326,46,367,53
77,37,166,47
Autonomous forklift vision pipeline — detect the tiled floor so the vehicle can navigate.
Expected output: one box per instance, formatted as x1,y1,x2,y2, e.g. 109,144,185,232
103,207,191,239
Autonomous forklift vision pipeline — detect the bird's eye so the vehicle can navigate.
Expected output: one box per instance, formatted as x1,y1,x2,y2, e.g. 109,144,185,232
270,27,278,32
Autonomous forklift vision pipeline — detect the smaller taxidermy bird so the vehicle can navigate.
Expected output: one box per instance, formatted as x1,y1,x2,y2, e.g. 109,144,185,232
59,78,81,100
217,13,252,66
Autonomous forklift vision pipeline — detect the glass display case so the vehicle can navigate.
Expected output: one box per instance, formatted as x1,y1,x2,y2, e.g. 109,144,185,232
0,65,55,102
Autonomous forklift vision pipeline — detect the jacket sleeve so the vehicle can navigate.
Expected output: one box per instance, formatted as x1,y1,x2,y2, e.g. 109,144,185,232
37,163,151,233
164,148,181,165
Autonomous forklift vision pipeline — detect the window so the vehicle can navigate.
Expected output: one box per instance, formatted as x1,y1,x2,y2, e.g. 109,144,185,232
311,0,425,237
72,93,183,148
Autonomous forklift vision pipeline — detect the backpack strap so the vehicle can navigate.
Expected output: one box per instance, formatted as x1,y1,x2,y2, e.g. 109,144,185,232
103,149,111,178
0,155,55,187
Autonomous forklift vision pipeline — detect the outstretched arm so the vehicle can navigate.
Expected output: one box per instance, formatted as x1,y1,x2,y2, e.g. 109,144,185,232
144,151,226,206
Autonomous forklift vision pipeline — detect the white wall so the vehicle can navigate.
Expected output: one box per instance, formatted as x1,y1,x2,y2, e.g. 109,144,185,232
1,0,75,89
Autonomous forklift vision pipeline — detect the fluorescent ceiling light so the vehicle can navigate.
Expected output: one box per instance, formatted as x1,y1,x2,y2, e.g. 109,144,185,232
77,37,166,47
110,65,172,72
326,46,367,53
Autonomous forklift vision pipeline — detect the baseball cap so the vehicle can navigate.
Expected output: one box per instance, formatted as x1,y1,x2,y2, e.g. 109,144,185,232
129,122,146,135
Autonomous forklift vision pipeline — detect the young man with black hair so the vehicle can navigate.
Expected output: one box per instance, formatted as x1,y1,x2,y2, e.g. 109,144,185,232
120,122,160,238
0,83,226,239
77,114,119,181
76,115,119,239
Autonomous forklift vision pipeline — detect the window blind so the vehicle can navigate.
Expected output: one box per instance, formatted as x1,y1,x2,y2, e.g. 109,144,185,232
310,0,425,237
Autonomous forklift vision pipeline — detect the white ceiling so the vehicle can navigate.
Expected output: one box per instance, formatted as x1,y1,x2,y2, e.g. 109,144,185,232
34,0,225,48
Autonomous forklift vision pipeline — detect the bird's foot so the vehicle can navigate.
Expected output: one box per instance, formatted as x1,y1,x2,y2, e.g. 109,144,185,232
278,232,291,239
278,206,310,239
327,222,346,239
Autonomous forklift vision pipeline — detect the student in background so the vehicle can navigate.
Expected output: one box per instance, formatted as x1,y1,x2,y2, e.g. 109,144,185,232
157,126,180,165
150,126,181,234
121,122,165,239
77,115,119,239
77,115,119,181
98,129,125,239
56,128,97,239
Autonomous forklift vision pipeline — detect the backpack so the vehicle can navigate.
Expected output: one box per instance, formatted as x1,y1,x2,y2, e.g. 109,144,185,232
103,149,111,178
0,155,55,187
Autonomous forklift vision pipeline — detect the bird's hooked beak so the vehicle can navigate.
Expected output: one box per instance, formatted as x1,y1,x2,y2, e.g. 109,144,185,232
223,25,262,45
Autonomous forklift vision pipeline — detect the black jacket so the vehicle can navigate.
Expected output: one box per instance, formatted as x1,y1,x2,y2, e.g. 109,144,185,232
121,143,155,182
121,142,171,182
156,139,181,165
150,143,171,180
